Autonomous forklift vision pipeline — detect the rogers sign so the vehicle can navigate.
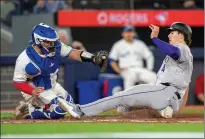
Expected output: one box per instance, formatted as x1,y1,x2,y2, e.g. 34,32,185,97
58,10,204,27
97,12,148,25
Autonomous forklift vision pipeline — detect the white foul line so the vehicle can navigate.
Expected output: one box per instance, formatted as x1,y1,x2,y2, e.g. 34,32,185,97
1,132,204,138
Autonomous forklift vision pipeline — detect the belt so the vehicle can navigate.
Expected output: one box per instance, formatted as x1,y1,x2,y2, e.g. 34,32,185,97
161,83,181,99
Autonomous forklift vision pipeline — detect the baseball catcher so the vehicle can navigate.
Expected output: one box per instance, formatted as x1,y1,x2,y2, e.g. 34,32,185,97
14,23,108,119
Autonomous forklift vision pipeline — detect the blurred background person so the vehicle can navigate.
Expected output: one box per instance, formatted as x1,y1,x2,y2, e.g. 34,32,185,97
64,0,74,10
57,28,71,45
33,0,48,14
1,0,36,27
182,0,200,9
57,28,86,51
45,0,65,13
109,25,156,89
90,0,101,9
20,0,37,14
195,73,204,104
73,0,101,9
72,40,86,51
0,0,14,27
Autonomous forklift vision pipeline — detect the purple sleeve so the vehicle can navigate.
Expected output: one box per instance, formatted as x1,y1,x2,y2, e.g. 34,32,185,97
152,37,180,60
108,58,116,64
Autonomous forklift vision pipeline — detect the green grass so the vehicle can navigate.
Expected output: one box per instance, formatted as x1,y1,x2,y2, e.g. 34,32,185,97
1,108,204,135
181,108,204,114
1,123,204,135
1,112,14,119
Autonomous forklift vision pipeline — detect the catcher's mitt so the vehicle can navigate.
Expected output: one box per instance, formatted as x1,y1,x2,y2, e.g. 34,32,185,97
94,51,108,72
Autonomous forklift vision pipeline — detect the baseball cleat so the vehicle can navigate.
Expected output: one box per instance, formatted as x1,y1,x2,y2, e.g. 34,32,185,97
15,101,29,119
159,106,173,118
116,106,130,114
57,97,83,118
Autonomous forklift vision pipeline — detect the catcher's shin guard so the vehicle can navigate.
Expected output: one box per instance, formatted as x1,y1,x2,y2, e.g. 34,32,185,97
30,108,51,119
66,94,74,103
29,105,66,119
49,104,66,119
57,97,83,118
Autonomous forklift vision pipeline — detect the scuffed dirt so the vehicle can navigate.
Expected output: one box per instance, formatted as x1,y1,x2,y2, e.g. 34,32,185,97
1,107,204,124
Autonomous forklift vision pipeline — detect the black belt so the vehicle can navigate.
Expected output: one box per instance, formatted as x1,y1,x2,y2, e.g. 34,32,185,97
161,83,181,99
161,83,171,86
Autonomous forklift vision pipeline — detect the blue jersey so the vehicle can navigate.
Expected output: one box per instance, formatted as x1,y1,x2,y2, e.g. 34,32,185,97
13,42,72,90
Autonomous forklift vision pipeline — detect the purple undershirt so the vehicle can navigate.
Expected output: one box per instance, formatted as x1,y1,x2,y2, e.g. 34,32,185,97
152,37,180,60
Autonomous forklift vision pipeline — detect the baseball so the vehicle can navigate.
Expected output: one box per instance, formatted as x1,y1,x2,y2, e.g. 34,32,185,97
102,55,106,60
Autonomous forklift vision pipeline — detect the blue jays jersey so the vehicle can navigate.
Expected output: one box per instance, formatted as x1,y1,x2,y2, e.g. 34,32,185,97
13,42,72,90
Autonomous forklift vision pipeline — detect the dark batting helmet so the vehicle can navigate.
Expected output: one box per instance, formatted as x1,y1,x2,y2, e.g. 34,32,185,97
167,22,192,46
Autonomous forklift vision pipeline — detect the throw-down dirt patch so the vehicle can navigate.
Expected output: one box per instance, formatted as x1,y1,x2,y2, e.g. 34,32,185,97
1,106,204,124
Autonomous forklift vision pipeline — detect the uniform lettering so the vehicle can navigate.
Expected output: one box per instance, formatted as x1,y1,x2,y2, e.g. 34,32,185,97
161,64,165,72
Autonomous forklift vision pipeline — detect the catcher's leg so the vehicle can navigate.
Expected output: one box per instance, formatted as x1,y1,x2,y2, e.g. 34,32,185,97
15,91,35,119
27,104,51,119
25,89,74,119
51,83,81,118
15,101,29,119
26,95,73,120
54,83,74,103
32,93,74,119
15,102,65,120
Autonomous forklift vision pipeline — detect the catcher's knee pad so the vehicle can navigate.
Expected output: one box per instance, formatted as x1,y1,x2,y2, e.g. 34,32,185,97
29,105,66,119
30,108,51,119
65,94,73,103
50,104,66,119
51,94,73,105
49,95,73,119
51,96,61,105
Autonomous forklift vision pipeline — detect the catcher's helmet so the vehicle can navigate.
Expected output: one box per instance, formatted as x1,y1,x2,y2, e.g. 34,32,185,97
167,22,192,46
30,23,60,56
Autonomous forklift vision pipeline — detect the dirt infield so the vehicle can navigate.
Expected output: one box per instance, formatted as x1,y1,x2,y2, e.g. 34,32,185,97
1,106,204,124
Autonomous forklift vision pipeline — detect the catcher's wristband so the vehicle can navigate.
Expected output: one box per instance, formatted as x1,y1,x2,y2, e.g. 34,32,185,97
80,51,95,63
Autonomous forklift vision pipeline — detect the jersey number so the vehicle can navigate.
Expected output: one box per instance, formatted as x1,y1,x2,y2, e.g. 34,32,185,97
161,64,165,72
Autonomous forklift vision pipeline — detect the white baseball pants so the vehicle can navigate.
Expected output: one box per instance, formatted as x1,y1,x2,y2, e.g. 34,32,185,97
120,67,157,89
21,83,68,108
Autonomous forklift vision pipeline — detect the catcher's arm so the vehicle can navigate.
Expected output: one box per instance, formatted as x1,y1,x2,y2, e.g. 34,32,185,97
68,49,108,72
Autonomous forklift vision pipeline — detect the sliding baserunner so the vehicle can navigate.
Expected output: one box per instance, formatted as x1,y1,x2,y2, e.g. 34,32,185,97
61,22,193,119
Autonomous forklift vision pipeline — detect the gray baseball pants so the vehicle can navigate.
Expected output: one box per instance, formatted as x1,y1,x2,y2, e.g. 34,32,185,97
79,84,181,116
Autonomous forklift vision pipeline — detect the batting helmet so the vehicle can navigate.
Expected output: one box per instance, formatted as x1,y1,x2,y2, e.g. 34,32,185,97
167,22,192,46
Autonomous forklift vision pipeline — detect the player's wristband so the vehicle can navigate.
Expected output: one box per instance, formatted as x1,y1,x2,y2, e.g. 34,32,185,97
80,51,95,63
13,81,34,95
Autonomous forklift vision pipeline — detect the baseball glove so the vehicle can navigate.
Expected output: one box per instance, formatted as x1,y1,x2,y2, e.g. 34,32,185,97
93,51,108,72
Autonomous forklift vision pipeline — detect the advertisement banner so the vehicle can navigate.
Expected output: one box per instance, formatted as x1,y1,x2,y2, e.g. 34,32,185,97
58,10,204,27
